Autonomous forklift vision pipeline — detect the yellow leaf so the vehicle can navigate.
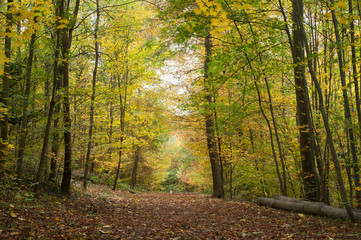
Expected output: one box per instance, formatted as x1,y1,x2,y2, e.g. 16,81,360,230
336,1,346,8
342,64,349,71
9,204,14,208
339,16,347,24
298,213,306,218
59,19,70,24
324,13,332,20
341,85,347,90
210,28,218,36
211,18,220,26
194,8,202,15
57,24,67,29
209,9,217,17
355,186,361,191
240,3,252,10
10,212,17,217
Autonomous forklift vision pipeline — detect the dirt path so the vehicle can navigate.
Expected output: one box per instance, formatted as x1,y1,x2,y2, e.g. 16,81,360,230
1,188,360,239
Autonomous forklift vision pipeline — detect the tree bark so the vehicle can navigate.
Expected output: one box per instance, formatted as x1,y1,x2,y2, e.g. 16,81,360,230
257,196,361,222
347,0,361,208
292,0,319,201
60,0,80,195
204,31,224,198
0,0,13,181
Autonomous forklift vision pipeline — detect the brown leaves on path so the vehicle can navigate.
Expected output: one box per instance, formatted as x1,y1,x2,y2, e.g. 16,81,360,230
0,186,360,239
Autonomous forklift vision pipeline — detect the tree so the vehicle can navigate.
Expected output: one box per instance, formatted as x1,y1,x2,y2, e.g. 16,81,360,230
60,0,80,195
0,0,14,181
291,0,319,201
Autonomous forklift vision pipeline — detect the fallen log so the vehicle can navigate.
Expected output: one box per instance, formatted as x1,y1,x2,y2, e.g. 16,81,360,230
256,195,361,222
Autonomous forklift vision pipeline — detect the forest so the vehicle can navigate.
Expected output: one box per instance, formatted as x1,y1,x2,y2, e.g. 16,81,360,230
1,0,361,238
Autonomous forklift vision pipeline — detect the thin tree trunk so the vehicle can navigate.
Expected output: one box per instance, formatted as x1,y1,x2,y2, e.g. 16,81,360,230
263,69,288,195
83,0,100,190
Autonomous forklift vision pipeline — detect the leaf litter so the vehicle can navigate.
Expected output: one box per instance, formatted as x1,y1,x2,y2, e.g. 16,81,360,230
0,184,360,239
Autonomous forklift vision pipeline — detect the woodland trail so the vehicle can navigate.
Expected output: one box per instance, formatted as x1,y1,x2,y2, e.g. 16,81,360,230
1,184,361,239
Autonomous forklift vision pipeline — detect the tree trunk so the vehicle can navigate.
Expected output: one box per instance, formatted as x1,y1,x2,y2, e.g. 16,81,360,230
292,0,319,201
0,0,13,181
347,0,361,208
60,0,80,195
204,32,224,198
83,0,100,190
257,196,361,222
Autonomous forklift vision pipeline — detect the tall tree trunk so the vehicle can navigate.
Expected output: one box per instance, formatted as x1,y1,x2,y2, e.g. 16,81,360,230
329,0,361,207
292,0,319,201
347,0,361,208
17,25,37,183
204,31,224,198
60,0,80,195
0,0,13,181
83,0,100,190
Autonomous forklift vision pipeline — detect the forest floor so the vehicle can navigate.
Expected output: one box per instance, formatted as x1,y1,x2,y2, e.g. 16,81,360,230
0,182,361,239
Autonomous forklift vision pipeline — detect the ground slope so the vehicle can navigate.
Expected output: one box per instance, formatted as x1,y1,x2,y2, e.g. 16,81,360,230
0,184,360,239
